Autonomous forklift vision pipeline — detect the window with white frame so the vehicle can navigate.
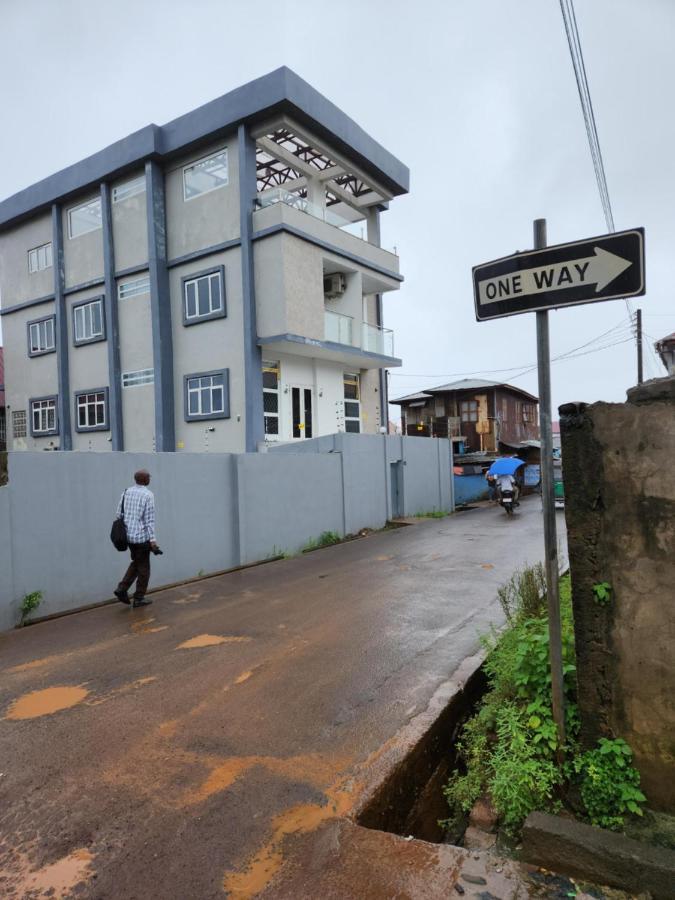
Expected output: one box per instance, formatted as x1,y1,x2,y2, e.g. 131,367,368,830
68,198,102,238
183,268,225,323
28,242,53,273
343,373,361,433
73,298,104,344
112,175,145,203
263,361,280,438
122,368,154,387
76,390,108,430
12,410,27,439
28,316,56,356
185,371,229,420
460,399,478,423
183,150,228,200
31,397,58,435
118,275,150,300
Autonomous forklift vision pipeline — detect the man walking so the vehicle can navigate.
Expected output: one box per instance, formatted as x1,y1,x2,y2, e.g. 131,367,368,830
114,469,160,608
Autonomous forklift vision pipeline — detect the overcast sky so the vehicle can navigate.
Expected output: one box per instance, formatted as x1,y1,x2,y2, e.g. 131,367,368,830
1,0,673,415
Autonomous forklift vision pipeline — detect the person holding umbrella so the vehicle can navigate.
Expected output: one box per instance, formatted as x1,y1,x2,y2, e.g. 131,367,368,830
487,456,525,509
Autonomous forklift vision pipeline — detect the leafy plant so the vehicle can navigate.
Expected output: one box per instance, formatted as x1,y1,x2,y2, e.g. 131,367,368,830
497,562,547,623
592,582,612,605
571,738,646,830
19,590,43,626
302,531,342,552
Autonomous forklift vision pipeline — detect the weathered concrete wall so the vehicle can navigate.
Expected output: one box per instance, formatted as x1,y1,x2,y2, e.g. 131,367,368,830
560,376,675,812
0,433,453,631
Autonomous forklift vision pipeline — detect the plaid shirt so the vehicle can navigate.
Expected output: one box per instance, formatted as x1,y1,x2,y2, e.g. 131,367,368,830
116,485,156,544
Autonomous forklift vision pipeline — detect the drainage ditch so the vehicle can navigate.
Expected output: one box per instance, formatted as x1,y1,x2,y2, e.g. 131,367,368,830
356,662,487,843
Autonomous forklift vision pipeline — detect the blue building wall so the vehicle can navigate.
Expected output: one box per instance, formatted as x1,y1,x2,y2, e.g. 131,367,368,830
453,474,488,505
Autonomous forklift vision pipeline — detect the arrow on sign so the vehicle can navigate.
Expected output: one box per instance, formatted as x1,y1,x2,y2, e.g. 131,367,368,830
478,247,633,307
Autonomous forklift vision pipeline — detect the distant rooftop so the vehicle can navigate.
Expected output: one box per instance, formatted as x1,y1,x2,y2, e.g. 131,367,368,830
0,67,409,231
392,378,538,404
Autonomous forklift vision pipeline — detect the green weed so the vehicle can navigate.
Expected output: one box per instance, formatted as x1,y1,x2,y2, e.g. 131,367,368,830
414,509,450,519
302,531,342,552
441,568,644,836
592,581,612,605
19,590,43,626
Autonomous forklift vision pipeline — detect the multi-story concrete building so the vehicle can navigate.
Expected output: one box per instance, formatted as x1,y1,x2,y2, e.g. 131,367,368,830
0,68,408,453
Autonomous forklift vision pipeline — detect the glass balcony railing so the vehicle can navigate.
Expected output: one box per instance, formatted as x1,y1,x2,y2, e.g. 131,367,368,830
325,309,353,345
257,187,353,229
362,322,394,357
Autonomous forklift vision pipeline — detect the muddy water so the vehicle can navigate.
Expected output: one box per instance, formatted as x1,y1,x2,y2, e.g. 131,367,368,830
177,634,250,649
4,686,89,720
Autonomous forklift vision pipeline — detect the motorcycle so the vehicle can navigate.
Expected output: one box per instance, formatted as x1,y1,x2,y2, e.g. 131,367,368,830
499,488,517,516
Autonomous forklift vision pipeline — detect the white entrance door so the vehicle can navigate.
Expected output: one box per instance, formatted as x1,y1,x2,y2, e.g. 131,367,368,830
291,386,313,439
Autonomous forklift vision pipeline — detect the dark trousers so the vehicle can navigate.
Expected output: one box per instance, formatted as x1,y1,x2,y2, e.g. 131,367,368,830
118,542,151,598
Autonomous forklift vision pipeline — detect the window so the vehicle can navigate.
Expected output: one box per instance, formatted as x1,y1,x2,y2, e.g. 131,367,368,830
73,297,105,345
30,397,58,436
343,373,361,433
523,403,535,423
28,315,56,356
112,175,145,203
0,411,6,447
118,275,150,300
183,149,228,200
182,267,226,324
184,370,230,421
75,389,108,431
28,242,53,273
12,410,27,439
263,360,280,438
501,397,508,421
122,368,154,387
68,198,102,238
460,400,478,423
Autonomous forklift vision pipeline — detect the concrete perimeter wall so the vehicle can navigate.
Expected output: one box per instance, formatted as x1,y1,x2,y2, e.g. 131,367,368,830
0,434,452,631
560,377,675,812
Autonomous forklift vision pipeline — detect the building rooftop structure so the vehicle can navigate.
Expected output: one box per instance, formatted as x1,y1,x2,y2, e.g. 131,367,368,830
0,67,408,232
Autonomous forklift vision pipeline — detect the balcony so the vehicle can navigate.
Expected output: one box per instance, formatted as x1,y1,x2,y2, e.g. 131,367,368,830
252,193,401,287
362,322,394,357
324,309,353,345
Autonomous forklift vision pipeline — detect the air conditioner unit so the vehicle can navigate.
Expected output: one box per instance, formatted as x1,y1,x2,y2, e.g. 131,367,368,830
323,273,346,298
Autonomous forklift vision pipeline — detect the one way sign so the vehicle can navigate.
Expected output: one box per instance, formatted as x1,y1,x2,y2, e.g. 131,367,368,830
472,228,645,321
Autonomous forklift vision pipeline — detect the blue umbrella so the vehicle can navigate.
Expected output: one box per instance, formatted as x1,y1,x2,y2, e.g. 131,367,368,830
488,457,525,476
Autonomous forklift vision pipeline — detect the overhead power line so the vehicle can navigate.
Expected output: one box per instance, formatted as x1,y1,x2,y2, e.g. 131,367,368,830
389,317,634,382
558,0,634,317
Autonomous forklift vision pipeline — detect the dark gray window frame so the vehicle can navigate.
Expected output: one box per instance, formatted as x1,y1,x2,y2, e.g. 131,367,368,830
181,265,226,326
184,368,230,422
72,294,106,347
27,313,56,357
29,394,59,437
74,386,110,433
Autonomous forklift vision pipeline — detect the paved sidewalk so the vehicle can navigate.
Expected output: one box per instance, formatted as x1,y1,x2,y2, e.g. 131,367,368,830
0,499,562,899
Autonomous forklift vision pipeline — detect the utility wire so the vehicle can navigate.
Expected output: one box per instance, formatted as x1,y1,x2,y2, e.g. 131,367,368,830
558,0,634,317
389,317,634,382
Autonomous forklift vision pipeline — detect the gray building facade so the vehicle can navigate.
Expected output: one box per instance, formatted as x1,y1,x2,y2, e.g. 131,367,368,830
0,68,408,453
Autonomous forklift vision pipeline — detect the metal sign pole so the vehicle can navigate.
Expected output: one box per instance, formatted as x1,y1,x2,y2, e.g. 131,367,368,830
533,218,566,749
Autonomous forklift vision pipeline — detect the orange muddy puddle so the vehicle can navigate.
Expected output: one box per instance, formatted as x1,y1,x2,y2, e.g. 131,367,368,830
5,685,89,720
19,847,94,897
177,634,250,649
234,670,253,684
6,653,65,673
223,787,354,898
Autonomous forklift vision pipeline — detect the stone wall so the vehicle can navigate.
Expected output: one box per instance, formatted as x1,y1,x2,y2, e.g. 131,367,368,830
559,376,675,811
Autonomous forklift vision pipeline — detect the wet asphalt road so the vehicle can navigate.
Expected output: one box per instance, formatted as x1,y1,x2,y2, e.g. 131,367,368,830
0,499,563,899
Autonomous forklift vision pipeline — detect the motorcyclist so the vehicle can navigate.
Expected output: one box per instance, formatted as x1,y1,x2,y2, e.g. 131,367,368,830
496,472,520,506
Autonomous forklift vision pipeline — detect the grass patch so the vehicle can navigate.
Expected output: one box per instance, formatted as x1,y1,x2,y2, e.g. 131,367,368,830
441,567,646,837
301,531,342,553
414,509,451,519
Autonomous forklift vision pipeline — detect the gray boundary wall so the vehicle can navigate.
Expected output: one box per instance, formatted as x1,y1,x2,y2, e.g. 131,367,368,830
0,434,451,631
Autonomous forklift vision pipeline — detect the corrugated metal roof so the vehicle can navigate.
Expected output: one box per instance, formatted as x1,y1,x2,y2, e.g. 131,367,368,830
390,391,433,404
425,378,538,402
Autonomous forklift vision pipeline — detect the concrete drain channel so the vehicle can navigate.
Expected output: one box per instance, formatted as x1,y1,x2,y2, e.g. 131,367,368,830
356,660,487,843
